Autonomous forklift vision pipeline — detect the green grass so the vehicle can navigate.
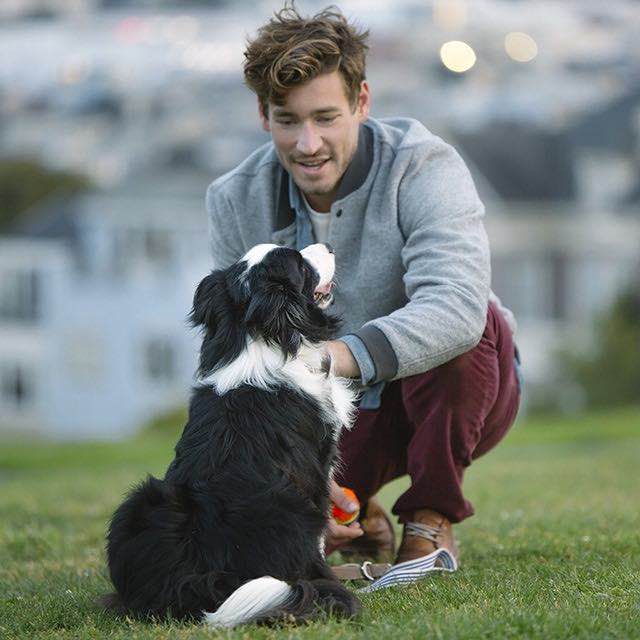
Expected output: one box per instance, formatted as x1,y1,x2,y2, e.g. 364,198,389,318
1,407,639,639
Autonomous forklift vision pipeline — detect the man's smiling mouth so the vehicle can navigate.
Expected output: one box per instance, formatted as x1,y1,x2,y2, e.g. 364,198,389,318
295,158,330,171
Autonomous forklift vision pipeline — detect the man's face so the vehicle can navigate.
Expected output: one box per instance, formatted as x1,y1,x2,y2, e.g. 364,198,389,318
260,70,371,212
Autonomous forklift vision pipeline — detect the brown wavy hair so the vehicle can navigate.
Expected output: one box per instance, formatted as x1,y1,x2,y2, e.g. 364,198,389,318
243,2,369,117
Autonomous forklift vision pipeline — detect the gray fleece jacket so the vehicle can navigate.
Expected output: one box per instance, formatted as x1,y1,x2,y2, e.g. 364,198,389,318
206,116,492,383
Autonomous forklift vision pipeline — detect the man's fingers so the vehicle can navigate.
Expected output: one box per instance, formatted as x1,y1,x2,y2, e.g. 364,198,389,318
328,520,363,540
326,482,361,556
325,520,363,555
340,523,363,538
329,480,359,513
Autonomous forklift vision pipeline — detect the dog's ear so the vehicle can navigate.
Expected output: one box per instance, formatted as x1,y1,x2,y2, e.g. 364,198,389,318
244,282,306,357
188,269,227,330
190,266,248,375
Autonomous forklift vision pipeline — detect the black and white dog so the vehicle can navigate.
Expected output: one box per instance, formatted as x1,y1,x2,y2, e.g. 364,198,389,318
102,243,361,627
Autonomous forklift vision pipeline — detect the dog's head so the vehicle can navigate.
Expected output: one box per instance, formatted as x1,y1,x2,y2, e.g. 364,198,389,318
190,243,340,375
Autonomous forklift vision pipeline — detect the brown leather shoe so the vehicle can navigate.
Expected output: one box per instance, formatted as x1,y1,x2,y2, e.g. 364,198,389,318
395,508,459,565
339,497,396,564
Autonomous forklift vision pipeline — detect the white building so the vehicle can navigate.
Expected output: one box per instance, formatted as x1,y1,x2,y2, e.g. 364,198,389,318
486,205,640,409
0,173,211,439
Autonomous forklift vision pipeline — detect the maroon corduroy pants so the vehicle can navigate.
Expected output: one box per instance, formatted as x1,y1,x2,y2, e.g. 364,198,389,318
335,302,521,523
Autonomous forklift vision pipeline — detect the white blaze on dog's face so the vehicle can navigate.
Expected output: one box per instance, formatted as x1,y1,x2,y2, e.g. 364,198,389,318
301,244,335,309
240,243,335,309
242,243,280,269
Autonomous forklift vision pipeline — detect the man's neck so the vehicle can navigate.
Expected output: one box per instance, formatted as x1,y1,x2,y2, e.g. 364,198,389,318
304,189,338,213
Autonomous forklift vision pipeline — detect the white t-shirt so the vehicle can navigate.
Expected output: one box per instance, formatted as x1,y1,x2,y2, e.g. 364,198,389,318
303,196,331,244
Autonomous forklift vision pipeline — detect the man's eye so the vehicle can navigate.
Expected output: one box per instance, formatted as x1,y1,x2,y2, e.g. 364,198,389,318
276,119,294,126
317,116,336,124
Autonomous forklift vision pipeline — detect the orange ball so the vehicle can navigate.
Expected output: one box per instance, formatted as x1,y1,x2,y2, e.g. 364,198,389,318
331,487,360,525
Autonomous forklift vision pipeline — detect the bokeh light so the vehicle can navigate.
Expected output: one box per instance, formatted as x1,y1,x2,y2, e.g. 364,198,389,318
440,40,477,73
504,32,538,62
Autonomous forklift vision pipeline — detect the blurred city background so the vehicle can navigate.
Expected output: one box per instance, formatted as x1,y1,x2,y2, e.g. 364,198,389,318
1,0,639,440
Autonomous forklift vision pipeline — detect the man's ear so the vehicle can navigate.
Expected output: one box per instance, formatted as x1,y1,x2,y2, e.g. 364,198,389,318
356,80,371,122
258,98,271,132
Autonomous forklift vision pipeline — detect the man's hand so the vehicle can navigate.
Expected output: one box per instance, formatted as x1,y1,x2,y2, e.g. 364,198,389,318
325,340,360,379
325,480,363,555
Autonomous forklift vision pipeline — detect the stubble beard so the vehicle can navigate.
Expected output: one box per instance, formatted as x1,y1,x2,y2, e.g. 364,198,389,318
284,135,358,200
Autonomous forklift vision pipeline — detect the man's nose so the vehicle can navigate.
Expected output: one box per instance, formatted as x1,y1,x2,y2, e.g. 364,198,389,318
296,123,322,156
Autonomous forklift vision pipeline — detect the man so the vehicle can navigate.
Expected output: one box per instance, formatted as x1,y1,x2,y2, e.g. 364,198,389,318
206,4,521,570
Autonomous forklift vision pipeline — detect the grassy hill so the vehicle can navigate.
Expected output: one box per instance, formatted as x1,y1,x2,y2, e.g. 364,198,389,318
1,408,638,639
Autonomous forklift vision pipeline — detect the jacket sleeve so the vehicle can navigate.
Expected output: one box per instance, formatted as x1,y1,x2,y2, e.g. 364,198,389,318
206,181,246,270
353,142,491,381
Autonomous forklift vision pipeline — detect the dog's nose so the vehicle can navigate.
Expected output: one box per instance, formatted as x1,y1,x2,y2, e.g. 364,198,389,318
323,243,334,254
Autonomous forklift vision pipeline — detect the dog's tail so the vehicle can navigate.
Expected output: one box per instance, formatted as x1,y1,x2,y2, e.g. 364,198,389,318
203,576,360,628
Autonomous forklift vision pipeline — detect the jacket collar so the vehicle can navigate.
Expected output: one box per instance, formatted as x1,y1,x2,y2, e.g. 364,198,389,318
274,123,374,231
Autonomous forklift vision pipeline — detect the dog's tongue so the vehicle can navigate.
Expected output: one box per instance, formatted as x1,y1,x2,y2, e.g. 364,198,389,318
316,282,333,295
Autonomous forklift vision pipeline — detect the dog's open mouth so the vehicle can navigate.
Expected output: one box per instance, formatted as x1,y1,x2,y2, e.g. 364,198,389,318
314,282,334,308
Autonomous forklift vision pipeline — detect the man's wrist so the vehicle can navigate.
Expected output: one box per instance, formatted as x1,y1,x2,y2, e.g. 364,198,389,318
338,334,377,385
326,340,361,378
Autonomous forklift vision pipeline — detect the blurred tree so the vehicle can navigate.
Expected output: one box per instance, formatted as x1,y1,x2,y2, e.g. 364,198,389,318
0,158,90,231
565,280,640,408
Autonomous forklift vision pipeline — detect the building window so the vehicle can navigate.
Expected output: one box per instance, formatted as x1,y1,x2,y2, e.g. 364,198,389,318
143,229,172,266
144,337,176,382
492,251,570,322
0,269,40,322
112,228,173,276
549,250,568,321
0,363,34,410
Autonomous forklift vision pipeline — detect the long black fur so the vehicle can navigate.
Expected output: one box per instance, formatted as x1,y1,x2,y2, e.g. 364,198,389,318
102,247,360,625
